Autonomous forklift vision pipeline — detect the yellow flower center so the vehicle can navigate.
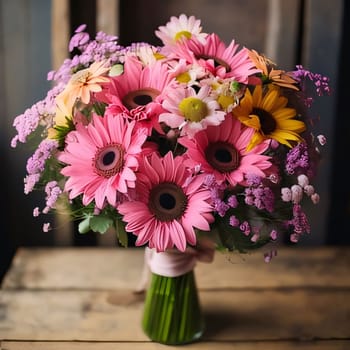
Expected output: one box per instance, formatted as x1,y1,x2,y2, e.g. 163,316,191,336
176,72,191,84
174,31,192,41
218,95,234,110
154,52,166,60
179,97,208,122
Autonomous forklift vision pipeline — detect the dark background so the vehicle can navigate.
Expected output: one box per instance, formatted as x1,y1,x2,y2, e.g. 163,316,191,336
1,0,349,282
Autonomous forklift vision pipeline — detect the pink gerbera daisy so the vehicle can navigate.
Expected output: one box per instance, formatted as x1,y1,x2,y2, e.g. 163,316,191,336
160,85,226,138
58,113,148,209
178,115,273,186
166,33,260,83
117,152,214,252
100,56,175,135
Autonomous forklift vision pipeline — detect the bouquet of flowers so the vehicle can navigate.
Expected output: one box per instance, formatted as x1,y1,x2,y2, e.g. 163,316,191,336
11,14,330,345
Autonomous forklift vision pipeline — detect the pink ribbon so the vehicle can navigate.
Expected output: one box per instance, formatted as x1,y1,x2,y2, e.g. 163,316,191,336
135,238,216,293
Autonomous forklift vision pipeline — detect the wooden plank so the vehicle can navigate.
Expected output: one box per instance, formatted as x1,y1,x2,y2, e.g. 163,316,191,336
96,229,118,247
119,0,269,51
264,0,301,69
300,0,343,245
2,0,54,248
2,247,350,290
1,340,350,350
0,289,349,341
51,0,70,71
96,0,119,35
2,248,144,291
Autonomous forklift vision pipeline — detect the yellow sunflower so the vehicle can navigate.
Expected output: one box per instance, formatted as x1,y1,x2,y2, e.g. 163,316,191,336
232,85,306,151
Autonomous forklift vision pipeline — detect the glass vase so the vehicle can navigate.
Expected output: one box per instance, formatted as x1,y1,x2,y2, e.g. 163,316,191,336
142,268,205,345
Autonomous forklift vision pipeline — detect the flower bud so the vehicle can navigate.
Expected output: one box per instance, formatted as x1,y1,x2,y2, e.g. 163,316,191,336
291,185,303,204
281,187,292,202
297,174,309,188
311,193,320,204
304,185,315,196
317,134,327,145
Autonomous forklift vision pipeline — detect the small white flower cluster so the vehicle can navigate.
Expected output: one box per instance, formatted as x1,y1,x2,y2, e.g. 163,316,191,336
281,174,320,205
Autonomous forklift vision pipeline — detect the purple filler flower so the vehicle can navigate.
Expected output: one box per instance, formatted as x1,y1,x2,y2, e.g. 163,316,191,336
69,26,90,52
288,204,310,235
293,65,331,96
26,139,58,175
285,142,309,175
227,195,238,208
229,215,240,227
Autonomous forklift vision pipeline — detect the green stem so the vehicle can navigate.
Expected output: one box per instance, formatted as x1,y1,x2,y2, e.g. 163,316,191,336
142,270,204,345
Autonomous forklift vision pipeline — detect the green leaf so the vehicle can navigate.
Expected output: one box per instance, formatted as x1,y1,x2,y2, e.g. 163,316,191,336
78,216,91,234
54,117,76,149
230,80,241,93
89,216,113,234
93,102,107,116
116,218,128,247
216,211,272,254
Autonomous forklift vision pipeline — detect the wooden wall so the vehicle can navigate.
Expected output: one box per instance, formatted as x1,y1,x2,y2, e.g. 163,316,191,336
1,0,54,280
0,0,347,279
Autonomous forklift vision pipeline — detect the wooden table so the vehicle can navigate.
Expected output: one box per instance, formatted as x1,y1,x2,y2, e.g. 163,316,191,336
0,246,349,349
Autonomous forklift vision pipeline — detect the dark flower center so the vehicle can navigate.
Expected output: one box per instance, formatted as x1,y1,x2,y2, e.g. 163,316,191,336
122,87,160,110
93,143,124,178
103,151,115,165
252,107,277,135
197,54,231,72
206,141,240,173
148,182,188,221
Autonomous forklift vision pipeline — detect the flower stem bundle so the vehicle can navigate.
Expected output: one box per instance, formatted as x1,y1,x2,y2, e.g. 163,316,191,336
142,270,204,345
